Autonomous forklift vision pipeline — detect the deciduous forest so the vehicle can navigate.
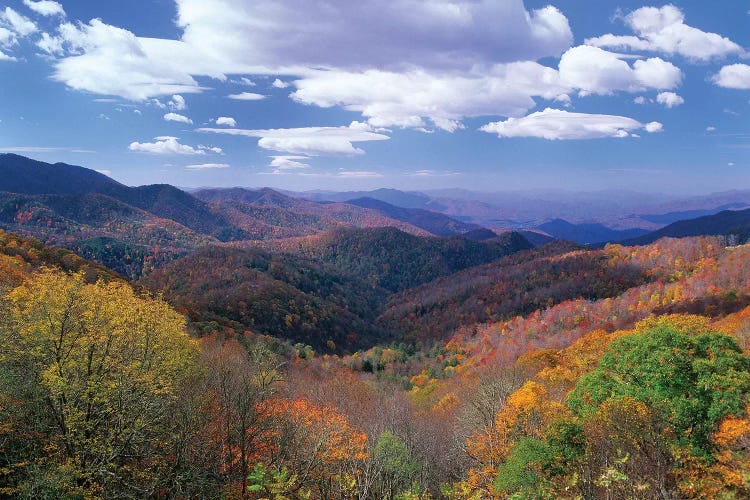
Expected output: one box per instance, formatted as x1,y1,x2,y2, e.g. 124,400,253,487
3,227,750,498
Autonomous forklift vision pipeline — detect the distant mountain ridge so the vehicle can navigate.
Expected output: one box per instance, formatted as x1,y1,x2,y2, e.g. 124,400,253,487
0,153,125,195
620,208,750,246
0,154,233,238
536,218,649,245
345,197,481,236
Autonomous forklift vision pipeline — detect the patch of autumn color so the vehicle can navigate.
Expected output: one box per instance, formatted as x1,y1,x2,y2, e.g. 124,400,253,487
716,305,750,352
536,329,628,398
432,392,459,414
677,402,750,497
269,397,368,485
465,381,566,495
634,313,715,336
714,408,750,448
0,254,28,288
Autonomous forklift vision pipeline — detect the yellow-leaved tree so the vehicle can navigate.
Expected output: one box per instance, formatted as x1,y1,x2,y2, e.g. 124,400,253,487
0,268,199,498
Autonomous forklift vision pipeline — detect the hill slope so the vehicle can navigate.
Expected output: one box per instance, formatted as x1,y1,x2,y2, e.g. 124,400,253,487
275,226,534,293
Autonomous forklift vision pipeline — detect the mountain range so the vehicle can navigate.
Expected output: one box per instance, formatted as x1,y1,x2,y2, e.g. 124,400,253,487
2,153,750,351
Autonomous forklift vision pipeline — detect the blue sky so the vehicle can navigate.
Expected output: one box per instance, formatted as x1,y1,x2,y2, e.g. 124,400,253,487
0,0,748,193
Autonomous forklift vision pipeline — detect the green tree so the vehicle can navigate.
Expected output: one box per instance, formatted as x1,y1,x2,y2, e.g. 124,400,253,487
372,430,421,500
568,322,750,456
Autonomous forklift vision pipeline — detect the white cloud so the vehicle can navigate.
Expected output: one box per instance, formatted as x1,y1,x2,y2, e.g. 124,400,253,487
409,169,460,177
586,5,743,61
270,155,310,170
45,0,573,102
128,136,214,155
272,78,290,89
633,96,647,105
49,19,209,100
712,64,750,90
228,92,266,101
163,112,193,124
656,91,684,108
706,126,716,132
0,48,15,61
479,108,662,140
176,0,572,71
215,116,237,127
231,77,256,86
644,121,663,133
291,63,567,131
1,7,37,37
185,163,229,170
22,0,65,17
197,121,389,156
36,31,64,54
168,94,186,110
0,26,14,46
334,170,383,178
559,45,681,95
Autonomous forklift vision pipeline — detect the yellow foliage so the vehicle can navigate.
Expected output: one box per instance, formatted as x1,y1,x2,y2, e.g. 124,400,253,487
1,268,200,485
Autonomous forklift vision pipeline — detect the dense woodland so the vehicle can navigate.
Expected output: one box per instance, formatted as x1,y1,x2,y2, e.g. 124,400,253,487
3,156,750,498
2,227,750,498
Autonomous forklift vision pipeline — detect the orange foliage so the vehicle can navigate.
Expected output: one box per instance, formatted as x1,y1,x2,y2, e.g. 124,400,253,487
269,397,368,482
465,381,566,494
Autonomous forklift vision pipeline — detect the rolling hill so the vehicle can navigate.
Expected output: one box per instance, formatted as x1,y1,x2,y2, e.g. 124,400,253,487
267,226,534,293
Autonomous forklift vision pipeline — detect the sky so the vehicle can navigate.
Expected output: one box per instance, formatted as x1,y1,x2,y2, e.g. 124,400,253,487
0,0,749,194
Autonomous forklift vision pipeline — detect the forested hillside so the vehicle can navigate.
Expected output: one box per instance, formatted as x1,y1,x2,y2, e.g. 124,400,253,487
4,231,750,498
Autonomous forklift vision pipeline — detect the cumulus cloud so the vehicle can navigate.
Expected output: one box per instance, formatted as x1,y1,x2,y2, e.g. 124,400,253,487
644,121,663,133
272,79,290,89
656,91,684,108
168,94,186,110
270,155,310,170
712,64,750,90
49,19,209,99
43,0,572,102
22,0,65,17
559,45,681,95
479,108,663,140
228,92,266,101
197,122,389,156
128,136,219,155
163,112,193,124
291,63,567,131
586,5,743,61
185,163,229,170
0,26,14,46
1,7,37,37
0,48,15,61
176,0,572,71
215,116,237,127
231,77,256,86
